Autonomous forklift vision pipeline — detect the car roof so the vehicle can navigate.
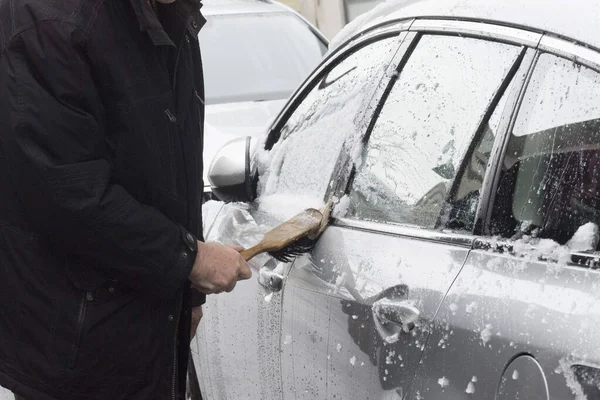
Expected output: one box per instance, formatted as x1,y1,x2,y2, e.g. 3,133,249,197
201,0,287,16
334,0,600,51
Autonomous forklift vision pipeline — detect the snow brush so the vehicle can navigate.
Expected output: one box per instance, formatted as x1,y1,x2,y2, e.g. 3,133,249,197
240,200,333,263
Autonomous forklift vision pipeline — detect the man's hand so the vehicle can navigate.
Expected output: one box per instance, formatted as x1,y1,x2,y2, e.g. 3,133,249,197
190,306,203,340
189,242,252,294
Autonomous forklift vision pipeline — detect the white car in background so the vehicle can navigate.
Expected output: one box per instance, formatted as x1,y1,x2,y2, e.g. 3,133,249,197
200,0,329,195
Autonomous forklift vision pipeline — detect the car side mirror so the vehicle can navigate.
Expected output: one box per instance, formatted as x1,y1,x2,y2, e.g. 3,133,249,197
208,136,256,203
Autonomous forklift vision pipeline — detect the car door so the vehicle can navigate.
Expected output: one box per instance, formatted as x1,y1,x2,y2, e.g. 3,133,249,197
280,29,527,400
407,39,600,399
193,27,406,400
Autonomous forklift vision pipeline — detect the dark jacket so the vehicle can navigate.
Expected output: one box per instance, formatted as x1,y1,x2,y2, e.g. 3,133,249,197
0,0,206,398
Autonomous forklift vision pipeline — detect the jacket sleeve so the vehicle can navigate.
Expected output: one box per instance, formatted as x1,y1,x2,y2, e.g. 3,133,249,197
190,290,206,307
0,22,196,299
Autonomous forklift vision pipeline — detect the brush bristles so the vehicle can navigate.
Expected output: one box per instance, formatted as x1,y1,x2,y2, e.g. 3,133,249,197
268,201,333,263
268,237,317,263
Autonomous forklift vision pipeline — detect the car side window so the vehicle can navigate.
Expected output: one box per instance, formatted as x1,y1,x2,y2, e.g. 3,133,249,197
258,37,400,198
441,80,515,232
345,35,521,229
491,53,600,246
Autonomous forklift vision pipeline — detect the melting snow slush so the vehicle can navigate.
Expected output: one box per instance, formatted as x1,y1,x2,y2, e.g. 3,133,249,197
438,377,449,388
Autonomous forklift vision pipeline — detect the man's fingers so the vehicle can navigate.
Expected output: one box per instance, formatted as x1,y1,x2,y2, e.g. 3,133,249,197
225,280,237,293
237,262,252,281
227,244,245,252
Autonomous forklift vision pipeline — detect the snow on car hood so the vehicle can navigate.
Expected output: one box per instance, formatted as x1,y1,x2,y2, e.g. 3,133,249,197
203,99,287,186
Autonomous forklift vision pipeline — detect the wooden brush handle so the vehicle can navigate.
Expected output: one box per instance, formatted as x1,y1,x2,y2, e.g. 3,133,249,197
239,244,267,261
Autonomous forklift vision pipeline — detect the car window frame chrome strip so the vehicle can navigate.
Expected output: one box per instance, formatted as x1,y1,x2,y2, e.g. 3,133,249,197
539,34,600,71
334,217,474,248
479,48,540,235
409,19,542,47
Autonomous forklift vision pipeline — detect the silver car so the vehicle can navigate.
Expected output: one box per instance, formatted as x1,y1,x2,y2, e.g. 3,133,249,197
194,0,600,398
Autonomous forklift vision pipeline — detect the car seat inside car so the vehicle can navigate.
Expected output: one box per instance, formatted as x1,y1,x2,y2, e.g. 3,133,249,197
492,118,600,246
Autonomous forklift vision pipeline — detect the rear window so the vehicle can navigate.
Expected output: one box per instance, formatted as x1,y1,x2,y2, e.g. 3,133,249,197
492,53,600,246
200,12,327,105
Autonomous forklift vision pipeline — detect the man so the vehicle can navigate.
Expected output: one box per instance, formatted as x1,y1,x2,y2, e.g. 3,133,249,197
0,0,251,399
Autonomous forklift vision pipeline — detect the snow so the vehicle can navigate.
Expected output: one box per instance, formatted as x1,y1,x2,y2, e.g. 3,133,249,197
336,343,342,352
556,357,587,400
449,303,458,315
465,381,476,394
480,324,493,346
255,194,325,220
385,351,396,365
385,333,400,344
465,301,478,314
283,335,292,345
484,223,599,270
255,36,397,206
328,0,408,52
438,377,449,389
264,292,274,302
568,222,600,252
333,195,351,219
350,356,357,366
512,370,519,380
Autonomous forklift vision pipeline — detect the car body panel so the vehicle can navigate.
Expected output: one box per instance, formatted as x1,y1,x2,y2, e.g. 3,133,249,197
281,223,472,399
194,202,288,399
406,247,600,399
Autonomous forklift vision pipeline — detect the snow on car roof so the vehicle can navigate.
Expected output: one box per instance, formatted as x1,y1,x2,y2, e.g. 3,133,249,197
331,0,600,52
201,0,286,16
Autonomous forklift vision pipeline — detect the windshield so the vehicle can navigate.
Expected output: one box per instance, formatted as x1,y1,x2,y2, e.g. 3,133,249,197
200,12,327,105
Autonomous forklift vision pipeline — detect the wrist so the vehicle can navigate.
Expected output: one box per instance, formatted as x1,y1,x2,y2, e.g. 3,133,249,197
190,240,206,282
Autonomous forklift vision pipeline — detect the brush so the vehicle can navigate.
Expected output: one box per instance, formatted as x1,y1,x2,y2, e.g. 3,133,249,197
240,200,333,263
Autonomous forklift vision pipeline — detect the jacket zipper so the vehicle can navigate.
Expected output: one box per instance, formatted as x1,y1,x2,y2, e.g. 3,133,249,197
171,21,191,98
169,19,195,400
171,293,183,400
69,291,92,369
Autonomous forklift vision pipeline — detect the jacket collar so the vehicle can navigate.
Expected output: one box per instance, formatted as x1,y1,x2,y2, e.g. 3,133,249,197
129,0,205,46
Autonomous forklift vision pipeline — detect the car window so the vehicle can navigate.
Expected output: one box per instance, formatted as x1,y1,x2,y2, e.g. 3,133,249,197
441,80,516,232
491,53,600,246
258,37,400,199
200,12,327,105
345,35,521,229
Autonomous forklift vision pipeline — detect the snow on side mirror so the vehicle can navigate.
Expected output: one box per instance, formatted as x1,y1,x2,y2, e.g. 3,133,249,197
208,136,256,203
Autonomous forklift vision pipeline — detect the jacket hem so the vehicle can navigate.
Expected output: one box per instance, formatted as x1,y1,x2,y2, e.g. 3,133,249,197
0,364,59,400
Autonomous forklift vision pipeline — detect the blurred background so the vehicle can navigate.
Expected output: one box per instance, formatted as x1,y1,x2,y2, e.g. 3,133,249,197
278,0,384,38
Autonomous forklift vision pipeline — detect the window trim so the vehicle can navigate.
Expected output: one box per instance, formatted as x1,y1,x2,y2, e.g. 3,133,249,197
477,48,539,235
410,19,542,47
539,34,600,72
448,46,530,235
335,217,474,248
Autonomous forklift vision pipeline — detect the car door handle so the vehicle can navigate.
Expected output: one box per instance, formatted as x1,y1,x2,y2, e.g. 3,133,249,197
372,299,420,333
258,269,284,292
